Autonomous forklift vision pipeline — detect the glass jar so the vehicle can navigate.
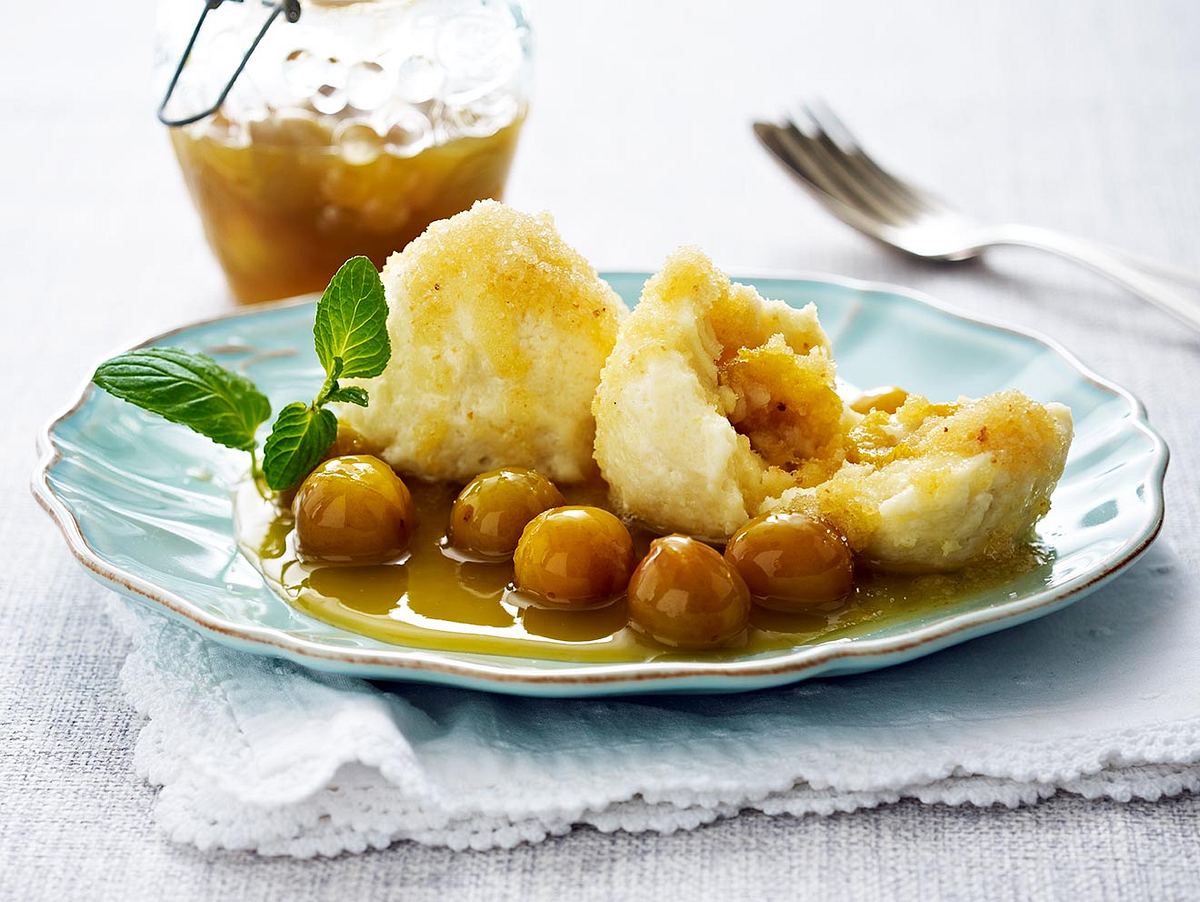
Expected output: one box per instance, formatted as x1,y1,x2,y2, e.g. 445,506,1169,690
155,0,532,303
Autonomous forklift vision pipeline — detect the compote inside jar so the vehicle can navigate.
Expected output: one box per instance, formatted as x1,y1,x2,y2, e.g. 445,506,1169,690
156,0,531,302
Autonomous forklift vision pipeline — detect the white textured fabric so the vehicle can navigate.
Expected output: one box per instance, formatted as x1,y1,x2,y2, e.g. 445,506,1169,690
108,528,1200,855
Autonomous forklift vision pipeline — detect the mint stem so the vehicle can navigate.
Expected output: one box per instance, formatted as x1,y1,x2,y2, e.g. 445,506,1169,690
314,374,337,408
249,446,268,500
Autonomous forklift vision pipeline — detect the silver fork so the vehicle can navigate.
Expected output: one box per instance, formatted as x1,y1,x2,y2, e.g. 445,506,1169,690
754,102,1200,333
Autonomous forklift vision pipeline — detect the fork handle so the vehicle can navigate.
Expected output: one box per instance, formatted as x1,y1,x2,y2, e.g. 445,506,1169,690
984,224,1200,333
1109,244,1200,289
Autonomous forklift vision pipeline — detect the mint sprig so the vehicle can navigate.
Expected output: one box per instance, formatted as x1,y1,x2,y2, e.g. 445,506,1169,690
91,256,391,494
260,256,391,490
93,348,270,451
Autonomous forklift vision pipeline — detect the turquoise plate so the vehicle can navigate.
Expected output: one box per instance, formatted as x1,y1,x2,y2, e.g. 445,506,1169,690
33,273,1168,697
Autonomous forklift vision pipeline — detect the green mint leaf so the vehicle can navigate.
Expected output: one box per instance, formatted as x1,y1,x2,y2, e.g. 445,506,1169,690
261,402,337,491
93,347,270,452
313,257,391,380
325,386,369,407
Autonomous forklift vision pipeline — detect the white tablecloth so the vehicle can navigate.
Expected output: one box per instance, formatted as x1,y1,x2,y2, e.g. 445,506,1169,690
3,0,1198,897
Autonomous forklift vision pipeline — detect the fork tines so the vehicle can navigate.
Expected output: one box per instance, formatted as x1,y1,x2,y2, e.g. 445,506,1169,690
754,101,936,226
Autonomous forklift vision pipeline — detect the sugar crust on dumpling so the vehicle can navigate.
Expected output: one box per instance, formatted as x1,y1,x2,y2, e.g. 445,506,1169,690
762,391,1073,571
342,200,625,483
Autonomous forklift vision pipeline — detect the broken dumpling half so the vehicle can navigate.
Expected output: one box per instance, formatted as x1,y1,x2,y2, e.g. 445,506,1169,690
593,248,1074,573
593,247,854,539
763,391,1074,572
341,200,625,483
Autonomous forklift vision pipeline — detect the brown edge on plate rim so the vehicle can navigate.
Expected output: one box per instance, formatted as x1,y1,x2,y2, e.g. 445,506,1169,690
30,274,1170,690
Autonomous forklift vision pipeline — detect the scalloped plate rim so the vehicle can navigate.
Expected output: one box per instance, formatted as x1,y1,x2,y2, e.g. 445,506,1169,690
32,270,1169,696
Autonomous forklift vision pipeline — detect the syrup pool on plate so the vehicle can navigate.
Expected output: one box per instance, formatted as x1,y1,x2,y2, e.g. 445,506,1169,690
234,478,1052,664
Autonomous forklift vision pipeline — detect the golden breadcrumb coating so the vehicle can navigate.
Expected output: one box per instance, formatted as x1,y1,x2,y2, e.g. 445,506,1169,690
762,391,1074,572
341,200,625,483
593,247,852,539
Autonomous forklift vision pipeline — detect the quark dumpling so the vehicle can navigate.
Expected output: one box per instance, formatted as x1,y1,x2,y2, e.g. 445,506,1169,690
593,248,853,539
762,391,1073,572
341,201,625,483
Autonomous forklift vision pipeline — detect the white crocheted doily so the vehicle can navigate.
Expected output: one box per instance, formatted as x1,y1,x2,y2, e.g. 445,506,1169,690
107,543,1200,856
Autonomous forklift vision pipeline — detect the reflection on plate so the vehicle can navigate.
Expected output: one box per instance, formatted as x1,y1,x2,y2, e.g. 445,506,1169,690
33,273,1168,697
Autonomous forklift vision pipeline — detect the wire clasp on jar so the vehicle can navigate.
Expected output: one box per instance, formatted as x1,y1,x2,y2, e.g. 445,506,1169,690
157,0,303,127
